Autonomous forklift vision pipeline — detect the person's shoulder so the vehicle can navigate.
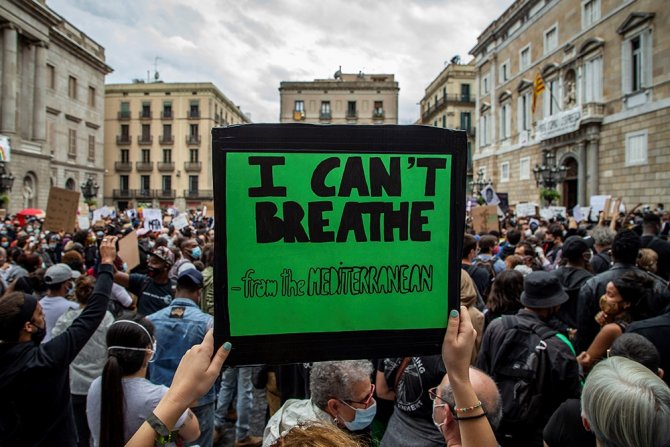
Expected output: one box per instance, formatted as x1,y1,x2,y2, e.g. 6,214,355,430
628,312,670,331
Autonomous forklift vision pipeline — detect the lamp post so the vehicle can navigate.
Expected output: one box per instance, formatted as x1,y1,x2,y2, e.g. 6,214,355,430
469,166,492,197
80,176,99,209
533,150,568,205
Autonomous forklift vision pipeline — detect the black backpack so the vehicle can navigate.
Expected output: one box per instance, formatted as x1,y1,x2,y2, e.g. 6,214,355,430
489,315,556,428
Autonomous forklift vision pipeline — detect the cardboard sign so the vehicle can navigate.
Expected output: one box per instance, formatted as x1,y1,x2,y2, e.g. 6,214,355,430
516,202,538,217
118,231,140,271
44,187,80,233
212,124,466,365
471,205,499,234
202,201,214,218
143,208,163,231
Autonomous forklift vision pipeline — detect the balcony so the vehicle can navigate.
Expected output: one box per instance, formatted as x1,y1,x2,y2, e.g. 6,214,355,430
117,111,131,120
186,134,201,145
184,189,213,199
161,110,173,120
155,189,176,199
137,135,153,145
188,109,200,119
319,112,332,121
346,111,358,120
293,110,305,121
135,161,154,172
139,111,152,120
157,162,175,172
581,102,605,125
184,161,202,172
116,135,131,145
372,109,385,119
114,161,132,172
159,134,174,145
135,189,154,200
112,189,133,199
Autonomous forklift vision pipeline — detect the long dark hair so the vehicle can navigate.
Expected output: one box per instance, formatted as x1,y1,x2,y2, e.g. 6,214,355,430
612,271,655,322
486,270,524,315
99,316,154,447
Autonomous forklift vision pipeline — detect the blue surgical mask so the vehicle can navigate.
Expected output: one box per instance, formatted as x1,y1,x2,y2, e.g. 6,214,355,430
190,246,202,260
340,401,376,431
0,242,7,248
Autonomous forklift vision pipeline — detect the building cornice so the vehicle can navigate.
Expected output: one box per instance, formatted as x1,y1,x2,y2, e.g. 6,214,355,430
50,27,112,75
279,81,399,92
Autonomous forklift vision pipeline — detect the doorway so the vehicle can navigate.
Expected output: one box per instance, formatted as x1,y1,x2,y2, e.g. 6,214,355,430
562,157,578,209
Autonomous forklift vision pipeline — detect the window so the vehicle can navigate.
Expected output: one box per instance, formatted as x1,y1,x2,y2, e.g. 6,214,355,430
141,124,151,140
518,92,531,132
120,149,129,163
347,101,357,117
544,78,559,117
189,100,200,118
481,72,490,95
373,101,384,117
47,64,55,89
141,149,151,163
544,25,558,54
163,124,172,140
189,124,198,137
519,157,531,180
582,0,600,29
320,101,331,118
88,87,96,107
140,175,150,193
190,149,199,163
520,45,531,71
460,112,471,131
434,120,438,127
162,176,172,192
163,101,172,118
88,135,95,160
622,30,652,95
461,84,471,101
141,102,151,118
120,124,129,139
68,129,77,156
293,100,305,120
442,115,446,128
500,103,512,140
189,175,199,193
68,76,77,99
583,57,603,102
442,87,447,99
119,175,129,191
163,149,172,163
625,130,647,166
480,112,491,147
500,60,510,83
120,101,130,119
500,162,510,182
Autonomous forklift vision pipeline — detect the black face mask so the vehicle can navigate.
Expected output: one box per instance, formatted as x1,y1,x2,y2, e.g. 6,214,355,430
30,322,46,344
146,266,162,277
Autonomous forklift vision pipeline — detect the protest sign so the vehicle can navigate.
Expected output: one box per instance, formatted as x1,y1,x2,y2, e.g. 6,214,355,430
118,231,140,271
590,195,611,218
44,187,80,232
573,205,585,222
78,216,90,230
172,213,189,230
496,192,509,213
143,208,163,231
471,205,499,234
212,124,466,365
481,184,499,205
202,201,214,218
516,202,537,217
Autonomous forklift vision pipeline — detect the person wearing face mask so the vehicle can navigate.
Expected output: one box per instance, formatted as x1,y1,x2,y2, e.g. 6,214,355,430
263,360,376,447
476,271,580,447
168,238,201,280
0,236,117,446
39,263,81,343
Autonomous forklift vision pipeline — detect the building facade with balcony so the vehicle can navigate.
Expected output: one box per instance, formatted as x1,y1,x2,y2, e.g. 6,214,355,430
470,0,669,208
279,70,399,124
104,82,250,210
0,0,112,213
418,59,476,189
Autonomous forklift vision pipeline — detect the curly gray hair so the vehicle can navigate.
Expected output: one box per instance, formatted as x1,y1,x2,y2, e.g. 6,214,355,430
310,360,374,410
590,226,616,247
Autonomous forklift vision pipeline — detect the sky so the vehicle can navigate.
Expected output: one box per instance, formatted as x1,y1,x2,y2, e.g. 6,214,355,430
48,0,515,124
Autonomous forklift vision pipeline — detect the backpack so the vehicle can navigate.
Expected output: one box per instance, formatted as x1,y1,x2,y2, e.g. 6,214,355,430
489,315,556,427
471,256,497,300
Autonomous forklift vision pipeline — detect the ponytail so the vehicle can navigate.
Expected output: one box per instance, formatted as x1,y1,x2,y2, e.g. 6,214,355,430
100,355,126,447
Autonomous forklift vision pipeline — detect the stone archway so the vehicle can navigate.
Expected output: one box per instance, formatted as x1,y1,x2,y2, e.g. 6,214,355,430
65,178,76,190
562,157,579,209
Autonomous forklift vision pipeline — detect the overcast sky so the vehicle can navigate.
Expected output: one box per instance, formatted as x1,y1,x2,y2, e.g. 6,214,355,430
48,0,514,124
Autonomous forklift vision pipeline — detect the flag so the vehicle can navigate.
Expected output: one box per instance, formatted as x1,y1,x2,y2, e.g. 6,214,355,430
532,72,545,114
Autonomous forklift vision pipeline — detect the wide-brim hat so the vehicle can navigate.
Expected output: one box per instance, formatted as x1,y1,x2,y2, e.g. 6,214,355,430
520,271,569,308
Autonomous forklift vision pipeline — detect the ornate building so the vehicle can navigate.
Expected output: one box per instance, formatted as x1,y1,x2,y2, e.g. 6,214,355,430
470,0,669,208
0,0,112,213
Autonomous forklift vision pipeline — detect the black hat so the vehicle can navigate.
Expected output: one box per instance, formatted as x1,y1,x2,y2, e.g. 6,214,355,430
561,236,590,262
520,271,568,308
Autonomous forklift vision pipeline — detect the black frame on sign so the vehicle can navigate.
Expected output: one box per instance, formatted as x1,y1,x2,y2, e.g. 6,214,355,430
212,124,467,365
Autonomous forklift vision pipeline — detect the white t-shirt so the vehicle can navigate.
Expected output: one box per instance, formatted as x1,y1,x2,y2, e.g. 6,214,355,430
87,376,189,447
40,295,78,343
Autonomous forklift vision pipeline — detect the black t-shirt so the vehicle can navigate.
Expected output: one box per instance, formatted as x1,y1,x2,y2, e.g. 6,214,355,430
641,235,670,280
129,273,175,316
543,399,595,447
463,263,490,300
627,312,670,386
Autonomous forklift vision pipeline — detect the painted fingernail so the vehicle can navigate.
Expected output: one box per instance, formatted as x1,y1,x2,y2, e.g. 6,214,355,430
223,342,232,351
450,309,459,318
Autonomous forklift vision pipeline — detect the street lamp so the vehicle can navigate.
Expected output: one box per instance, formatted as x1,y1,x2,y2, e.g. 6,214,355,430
469,167,492,196
80,177,99,202
533,150,568,190
0,162,15,193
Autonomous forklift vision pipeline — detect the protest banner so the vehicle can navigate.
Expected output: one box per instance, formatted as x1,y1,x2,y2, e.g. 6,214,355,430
516,202,538,217
471,205,499,234
212,124,466,365
118,231,140,271
142,208,163,231
44,187,80,233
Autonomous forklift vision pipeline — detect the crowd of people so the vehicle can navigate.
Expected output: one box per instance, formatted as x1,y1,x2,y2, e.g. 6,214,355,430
0,204,669,447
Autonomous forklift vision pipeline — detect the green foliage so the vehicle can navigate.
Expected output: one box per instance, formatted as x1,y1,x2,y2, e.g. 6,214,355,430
0,194,8,208
540,188,561,204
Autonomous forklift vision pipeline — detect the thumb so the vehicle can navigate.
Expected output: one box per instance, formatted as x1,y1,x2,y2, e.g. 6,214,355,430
207,342,230,378
446,308,460,339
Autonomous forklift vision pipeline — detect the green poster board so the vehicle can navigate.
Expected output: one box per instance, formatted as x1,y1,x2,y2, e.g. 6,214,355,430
213,124,466,365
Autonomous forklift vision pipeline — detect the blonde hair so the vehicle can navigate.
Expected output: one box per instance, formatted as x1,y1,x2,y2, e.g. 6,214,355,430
271,421,363,447
636,248,657,273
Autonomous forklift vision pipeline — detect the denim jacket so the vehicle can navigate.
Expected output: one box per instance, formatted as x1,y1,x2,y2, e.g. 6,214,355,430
148,298,215,406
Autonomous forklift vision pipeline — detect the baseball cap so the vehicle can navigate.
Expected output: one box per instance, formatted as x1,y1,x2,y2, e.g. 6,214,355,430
177,268,203,288
150,246,175,266
44,263,81,285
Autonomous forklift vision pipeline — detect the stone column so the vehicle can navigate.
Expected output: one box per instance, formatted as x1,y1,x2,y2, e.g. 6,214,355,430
1,25,18,134
586,131,600,198
578,141,587,205
32,41,47,142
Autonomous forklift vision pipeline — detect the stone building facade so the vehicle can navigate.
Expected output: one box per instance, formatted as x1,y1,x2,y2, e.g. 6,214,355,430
0,0,111,214
470,0,669,208
103,82,250,211
418,59,476,188
279,70,399,124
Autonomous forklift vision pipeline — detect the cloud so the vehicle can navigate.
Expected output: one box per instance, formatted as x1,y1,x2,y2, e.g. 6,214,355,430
48,0,514,123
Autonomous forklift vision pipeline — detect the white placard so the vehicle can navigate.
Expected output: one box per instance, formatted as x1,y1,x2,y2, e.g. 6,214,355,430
481,185,500,206
172,214,189,230
549,206,567,219
78,216,90,230
516,202,537,217
143,208,163,231
572,205,584,222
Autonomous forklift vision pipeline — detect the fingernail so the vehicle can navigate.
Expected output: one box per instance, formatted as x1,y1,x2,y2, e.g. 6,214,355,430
450,309,459,318
223,342,232,351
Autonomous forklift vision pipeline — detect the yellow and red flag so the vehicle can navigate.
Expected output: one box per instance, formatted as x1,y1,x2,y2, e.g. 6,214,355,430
532,72,545,114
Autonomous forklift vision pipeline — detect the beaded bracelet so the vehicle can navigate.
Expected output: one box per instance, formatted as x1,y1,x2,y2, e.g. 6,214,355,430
454,411,488,421
454,401,483,413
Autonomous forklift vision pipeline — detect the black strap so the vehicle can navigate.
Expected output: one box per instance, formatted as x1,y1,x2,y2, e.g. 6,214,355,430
502,315,556,340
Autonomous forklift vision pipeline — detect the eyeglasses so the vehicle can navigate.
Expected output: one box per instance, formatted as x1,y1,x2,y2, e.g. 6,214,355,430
429,386,453,426
342,384,376,409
